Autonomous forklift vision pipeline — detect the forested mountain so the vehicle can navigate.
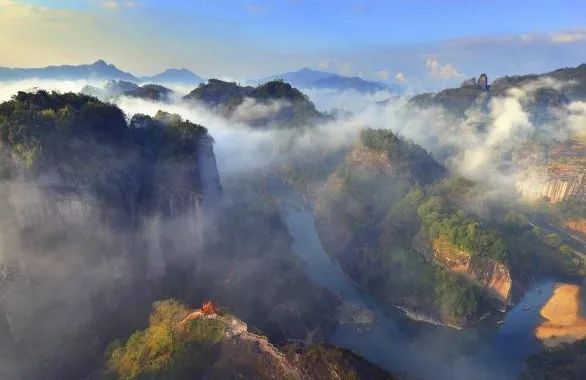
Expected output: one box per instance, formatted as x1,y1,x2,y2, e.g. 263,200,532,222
0,91,366,379
410,63,586,117
313,129,584,327
184,79,326,127
82,80,174,101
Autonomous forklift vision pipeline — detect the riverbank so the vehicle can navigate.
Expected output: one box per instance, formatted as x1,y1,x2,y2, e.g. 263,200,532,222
535,283,586,347
273,180,564,379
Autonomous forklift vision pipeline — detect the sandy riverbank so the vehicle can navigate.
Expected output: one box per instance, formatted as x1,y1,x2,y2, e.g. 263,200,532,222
535,283,586,347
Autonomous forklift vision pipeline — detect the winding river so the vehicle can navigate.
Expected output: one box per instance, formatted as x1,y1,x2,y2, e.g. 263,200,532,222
278,190,556,380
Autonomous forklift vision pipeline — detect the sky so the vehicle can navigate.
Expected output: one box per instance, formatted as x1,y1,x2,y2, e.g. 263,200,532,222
1,0,586,90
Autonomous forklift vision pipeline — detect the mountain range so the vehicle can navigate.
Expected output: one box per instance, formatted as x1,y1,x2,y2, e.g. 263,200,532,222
0,60,398,93
0,60,137,82
257,67,401,93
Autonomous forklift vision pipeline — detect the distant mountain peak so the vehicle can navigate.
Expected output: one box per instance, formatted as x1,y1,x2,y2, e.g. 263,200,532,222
0,60,137,82
140,68,203,85
257,67,395,93
163,68,191,73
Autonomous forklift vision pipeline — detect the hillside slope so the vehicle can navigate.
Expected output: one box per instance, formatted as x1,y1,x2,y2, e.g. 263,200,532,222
184,79,326,127
105,300,397,380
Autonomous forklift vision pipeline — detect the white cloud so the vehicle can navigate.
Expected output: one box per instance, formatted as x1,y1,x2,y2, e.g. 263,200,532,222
318,61,329,69
566,101,586,137
338,62,353,76
395,72,406,82
375,70,389,81
425,57,463,80
550,31,586,44
101,0,137,9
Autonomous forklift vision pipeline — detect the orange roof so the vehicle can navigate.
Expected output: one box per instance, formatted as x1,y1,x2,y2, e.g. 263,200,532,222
201,301,217,315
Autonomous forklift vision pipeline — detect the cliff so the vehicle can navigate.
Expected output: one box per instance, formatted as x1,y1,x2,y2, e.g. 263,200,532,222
418,235,512,308
0,91,223,379
314,130,497,326
515,139,585,204
105,300,396,380
0,91,343,380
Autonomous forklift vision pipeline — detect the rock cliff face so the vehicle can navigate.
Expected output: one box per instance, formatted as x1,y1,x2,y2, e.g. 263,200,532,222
197,134,223,203
0,92,223,379
516,168,585,204
515,139,585,204
417,234,512,308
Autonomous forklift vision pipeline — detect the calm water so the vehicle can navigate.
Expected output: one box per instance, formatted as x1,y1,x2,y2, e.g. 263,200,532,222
283,205,555,380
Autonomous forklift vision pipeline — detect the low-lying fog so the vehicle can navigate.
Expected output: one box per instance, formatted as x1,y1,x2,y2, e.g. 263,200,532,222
1,77,582,194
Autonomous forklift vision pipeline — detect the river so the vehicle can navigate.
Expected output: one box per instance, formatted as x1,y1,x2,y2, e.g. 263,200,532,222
280,197,555,380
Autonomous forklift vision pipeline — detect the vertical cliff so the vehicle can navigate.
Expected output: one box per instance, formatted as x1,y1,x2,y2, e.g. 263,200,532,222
415,234,512,309
515,139,585,204
0,92,224,379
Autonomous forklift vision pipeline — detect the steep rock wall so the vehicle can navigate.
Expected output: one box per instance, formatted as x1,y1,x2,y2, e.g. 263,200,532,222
516,169,585,204
417,234,512,308
515,140,585,204
0,139,223,380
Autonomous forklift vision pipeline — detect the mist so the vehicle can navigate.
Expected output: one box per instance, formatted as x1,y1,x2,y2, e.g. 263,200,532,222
2,76,579,194
0,76,583,379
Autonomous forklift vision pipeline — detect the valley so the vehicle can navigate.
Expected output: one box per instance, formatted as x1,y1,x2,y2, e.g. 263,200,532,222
0,58,584,380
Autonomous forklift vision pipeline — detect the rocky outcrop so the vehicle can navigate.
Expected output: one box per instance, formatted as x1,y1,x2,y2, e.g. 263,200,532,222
205,313,396,380
215,315,299,378
467,257,512,308
515,139,585,204
541,171,585,204
515,173,585,204
417,234,512,308
113,304,395,380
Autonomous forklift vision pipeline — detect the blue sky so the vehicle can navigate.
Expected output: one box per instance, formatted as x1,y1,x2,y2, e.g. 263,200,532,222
2,0,586,89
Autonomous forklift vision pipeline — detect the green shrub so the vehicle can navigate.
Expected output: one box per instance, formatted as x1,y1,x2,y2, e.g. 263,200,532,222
434,270,481,320
106,299,225,380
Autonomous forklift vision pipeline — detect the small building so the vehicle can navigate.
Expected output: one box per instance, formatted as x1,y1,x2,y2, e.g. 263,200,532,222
201,300,218,315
